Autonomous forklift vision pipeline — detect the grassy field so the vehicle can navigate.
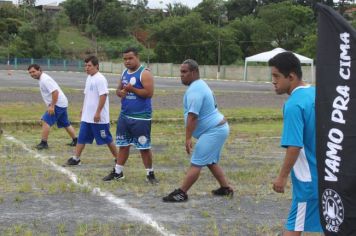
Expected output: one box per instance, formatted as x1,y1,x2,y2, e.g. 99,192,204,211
0,86,325,235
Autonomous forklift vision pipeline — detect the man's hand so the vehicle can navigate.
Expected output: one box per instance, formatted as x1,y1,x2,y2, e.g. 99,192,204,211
116,88,127,98
272,176,288,193
94,112,101,123
185,138,193,154
48,105,55,115
123,83,133,92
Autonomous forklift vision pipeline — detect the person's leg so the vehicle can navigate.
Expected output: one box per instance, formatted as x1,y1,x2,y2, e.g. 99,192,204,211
74,143,86,157
116,146,130,165
180,165,202,193
283,231,301,236
140,149,152,168
107,141,117,158
207,163,230,188
64,125,76,139
41,121,51,141
66,122,91,165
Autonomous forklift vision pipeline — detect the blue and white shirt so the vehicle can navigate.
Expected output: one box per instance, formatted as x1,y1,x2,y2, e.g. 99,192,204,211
120,65,152,119
183,79,224,138
281,85,318,201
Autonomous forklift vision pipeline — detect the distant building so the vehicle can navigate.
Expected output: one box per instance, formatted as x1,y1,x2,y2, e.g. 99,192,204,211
36,2,62,14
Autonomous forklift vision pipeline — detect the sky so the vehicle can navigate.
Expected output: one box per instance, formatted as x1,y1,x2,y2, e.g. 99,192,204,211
146,0,202,9
14,0,203,8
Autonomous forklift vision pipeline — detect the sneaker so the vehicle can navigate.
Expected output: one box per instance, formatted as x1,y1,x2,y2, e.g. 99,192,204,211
36,141,48,150
66,157,81,166
67,138,77,147
162,189,188,202
146,171,159,184
103,168,124,181
212,187,234,197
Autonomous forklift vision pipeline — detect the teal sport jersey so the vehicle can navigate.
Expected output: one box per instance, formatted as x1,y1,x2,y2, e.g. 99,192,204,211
183,79,224,138
281,85,318,201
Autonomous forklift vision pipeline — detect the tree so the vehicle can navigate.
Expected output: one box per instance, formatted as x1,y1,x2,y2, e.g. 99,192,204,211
165,3,191,17
151,13,241,64
225,0,257,20
95,3,127,36
193,0,226,25
252,1,315,52
62,0,89,25
227,15,263,58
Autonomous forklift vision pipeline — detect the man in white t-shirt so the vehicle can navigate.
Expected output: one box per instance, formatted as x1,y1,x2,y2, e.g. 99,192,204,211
66,56,117,166
28,64,77,150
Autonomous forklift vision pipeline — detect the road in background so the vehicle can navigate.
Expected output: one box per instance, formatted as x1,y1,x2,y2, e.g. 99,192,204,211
0,70,273,92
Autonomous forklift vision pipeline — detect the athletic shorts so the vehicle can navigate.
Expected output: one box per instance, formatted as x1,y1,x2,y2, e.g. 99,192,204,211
78,122,113,145
42,106,71,128
285,198,323,232
191,122,229,167
116,115,151,149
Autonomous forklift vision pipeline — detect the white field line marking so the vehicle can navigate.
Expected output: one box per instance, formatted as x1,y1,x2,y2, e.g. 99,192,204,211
4,134,176,236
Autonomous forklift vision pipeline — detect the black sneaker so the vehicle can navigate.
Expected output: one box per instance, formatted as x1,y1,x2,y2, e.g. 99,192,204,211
66,157,81,166
212,187,234,197
146,171,159,184
162,189,188,202
36,141,48,150
103,168,124,181
67,138,77,147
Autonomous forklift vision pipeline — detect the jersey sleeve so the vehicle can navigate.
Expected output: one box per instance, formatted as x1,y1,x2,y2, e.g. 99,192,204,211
281,103,304,148
44,78,59,94
186,92,203,116
97,77,109,96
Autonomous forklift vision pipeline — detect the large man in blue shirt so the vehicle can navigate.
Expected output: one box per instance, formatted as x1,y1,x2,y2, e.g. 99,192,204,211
269,52,322,235
163,59,233,202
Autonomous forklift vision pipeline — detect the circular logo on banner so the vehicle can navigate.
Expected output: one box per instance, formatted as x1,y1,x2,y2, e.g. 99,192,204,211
322,188,344,233
138,136,147,145
129,77,137,85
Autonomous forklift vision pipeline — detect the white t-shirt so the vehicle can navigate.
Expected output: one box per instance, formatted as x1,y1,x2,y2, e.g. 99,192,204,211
39,73,68,108
81,72,110,124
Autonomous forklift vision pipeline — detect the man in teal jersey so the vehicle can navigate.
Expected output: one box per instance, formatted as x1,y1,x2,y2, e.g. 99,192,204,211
269,52,322,235
163,59,233,202
103,48,158,184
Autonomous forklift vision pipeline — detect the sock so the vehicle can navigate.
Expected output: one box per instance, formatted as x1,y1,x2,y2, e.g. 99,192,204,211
73,137,78,142
72,156,80,161
115,164,124,174
41,140,48,144
146,168,154,175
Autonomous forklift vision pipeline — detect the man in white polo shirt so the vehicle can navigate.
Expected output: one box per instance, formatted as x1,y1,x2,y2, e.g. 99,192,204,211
28,64,77,150
66,55,117,166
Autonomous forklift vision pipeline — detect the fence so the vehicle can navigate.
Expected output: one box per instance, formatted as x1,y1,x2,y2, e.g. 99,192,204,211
0,58,314,82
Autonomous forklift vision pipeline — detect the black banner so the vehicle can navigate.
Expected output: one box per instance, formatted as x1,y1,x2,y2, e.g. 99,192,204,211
316,3,356,235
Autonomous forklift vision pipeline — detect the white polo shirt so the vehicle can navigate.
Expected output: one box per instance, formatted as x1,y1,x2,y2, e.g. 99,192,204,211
81,71,110,124
39,73,68,108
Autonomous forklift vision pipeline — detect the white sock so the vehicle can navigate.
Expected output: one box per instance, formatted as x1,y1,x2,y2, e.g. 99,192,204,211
72,156,80,161
146,168,154,175
115,164,124,174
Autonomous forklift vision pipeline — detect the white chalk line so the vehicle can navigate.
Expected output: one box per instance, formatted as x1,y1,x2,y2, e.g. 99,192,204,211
4,134,176,236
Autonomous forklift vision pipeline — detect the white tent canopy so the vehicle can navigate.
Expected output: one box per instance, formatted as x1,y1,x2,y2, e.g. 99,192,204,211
243,48,314,82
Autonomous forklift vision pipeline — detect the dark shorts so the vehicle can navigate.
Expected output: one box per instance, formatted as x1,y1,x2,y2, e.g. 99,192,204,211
42,106,71,128
78,122,113,145
116,115,151,149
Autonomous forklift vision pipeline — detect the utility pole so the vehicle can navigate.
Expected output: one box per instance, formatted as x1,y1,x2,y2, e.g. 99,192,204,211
217,15,221,80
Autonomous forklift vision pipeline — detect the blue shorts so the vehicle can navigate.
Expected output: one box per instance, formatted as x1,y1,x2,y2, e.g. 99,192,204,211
42,106,71,128
191,122,229,167
78,122,113,145
116,115,151,149
285,199,323,232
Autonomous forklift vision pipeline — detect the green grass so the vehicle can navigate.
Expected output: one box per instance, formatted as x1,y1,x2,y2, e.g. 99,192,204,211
57,26,93,52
